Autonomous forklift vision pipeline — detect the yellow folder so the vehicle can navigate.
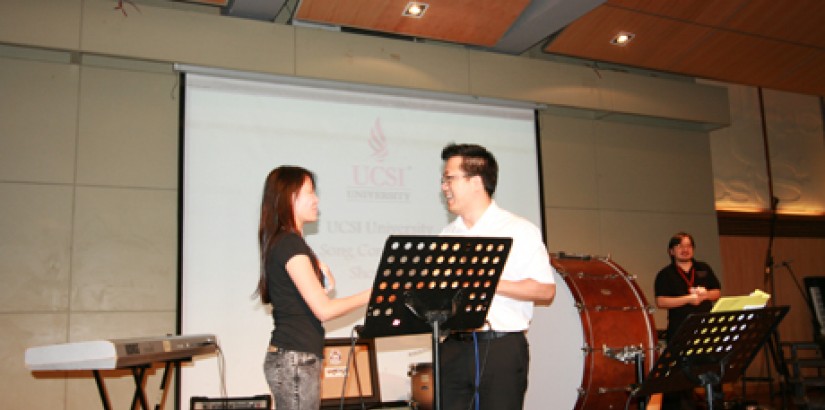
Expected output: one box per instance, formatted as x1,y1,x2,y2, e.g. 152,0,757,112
711,289,771,312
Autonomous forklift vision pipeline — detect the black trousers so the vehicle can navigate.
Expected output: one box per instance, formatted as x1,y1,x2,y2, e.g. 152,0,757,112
661,389,699,410
439,331,529,410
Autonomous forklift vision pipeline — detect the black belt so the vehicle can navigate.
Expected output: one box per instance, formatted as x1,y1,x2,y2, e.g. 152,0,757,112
448,331,523,342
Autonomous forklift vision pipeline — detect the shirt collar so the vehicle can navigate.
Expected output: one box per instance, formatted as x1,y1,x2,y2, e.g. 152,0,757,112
455,200,499,231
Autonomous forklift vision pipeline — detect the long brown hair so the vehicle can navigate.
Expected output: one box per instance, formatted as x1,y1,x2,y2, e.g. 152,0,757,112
255,166,322,303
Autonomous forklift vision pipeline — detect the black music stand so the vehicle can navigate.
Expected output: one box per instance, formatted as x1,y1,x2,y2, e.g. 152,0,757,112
635,306,789,410
359,235,512,410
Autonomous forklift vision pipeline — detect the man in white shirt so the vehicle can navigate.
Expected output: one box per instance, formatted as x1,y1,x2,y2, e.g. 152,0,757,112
438,143,556,410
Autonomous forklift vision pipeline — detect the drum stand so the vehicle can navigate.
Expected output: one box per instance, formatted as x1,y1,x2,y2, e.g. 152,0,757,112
604,345,648,409
359,235,512,410
634,307,789,410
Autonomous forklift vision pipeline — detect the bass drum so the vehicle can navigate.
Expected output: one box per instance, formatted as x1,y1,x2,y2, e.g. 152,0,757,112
531,254,658,410
408,362,433,410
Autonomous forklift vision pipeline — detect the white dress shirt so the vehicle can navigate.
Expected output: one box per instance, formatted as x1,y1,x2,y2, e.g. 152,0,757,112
440,201,556,331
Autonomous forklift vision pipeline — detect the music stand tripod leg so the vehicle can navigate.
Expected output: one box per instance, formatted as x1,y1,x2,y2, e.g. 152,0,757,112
432,320,443,410
634,351,647,410
766,332,791,409
698,372,722,410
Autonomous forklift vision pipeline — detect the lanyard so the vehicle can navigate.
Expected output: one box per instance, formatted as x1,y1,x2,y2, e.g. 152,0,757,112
676,264,695,289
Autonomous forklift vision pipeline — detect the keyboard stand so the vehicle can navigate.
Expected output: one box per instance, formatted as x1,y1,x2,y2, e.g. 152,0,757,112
92,358,188,410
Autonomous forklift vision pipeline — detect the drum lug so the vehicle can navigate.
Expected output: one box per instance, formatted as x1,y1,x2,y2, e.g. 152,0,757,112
581,343,593,354
598,386,633,394
603,344,644,364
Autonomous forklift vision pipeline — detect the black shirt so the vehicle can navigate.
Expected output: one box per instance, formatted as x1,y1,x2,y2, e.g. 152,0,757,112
266,232,325,357
654,260,721,343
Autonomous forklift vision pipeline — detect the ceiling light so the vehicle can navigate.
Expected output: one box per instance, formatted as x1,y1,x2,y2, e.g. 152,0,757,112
610,31,635,46
403,2,428,18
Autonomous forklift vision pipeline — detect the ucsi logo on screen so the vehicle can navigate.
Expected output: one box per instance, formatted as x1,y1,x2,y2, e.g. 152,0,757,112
368,118,389,163
350,119,407,188
346,119,411,202
352,166,406,187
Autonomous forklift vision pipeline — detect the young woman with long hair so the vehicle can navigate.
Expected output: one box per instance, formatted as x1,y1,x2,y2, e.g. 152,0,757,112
256,166,370,410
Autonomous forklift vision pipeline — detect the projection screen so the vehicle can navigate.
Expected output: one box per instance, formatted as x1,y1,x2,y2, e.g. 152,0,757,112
179,69,545,405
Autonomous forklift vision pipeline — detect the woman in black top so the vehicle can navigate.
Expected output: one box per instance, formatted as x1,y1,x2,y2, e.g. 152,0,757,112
256,166,370,410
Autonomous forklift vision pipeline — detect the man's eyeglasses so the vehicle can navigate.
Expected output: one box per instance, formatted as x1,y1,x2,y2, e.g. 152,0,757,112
441,174,470,185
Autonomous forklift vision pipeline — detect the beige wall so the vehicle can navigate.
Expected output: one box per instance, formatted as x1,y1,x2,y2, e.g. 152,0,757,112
0,1,736,409
707,82,825,214
0,53,180,409
540,113,723,324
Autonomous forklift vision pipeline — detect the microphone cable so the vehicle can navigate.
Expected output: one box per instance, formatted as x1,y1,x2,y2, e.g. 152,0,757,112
473,332,480,410
216,343,228,399
205,342,228,410
464,321,493,410
623,386,637,410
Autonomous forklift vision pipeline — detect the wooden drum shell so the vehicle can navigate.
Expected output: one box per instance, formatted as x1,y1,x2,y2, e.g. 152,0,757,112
551,255,658,410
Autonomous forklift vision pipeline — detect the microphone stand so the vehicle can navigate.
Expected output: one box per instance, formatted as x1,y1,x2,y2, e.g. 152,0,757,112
764,197,779,303
754,196,790,408
777,261,823,346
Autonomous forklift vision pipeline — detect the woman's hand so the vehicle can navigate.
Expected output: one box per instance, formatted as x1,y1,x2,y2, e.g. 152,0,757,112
287,255,369,322
319,261,335,293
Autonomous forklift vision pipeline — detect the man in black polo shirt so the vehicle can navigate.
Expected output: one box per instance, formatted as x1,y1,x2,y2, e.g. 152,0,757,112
655,231,722,409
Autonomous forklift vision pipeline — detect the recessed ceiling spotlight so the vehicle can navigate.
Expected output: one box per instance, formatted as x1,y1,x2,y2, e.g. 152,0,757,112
610,31,635,46
403,2,429,18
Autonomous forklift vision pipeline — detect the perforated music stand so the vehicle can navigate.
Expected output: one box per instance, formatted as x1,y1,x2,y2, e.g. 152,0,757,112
635,306,789,410
359,235,512,410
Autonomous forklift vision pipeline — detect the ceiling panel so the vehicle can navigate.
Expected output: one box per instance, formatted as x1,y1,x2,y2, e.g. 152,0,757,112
217,0,825,96
774,52,825,96
606,0,748,26
724,0,825,48
544,0,825,96
674,30,820,88
294,0,531,47
539,6,714,70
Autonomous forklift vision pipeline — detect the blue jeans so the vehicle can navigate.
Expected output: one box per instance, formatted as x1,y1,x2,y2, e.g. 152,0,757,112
263,348,322,410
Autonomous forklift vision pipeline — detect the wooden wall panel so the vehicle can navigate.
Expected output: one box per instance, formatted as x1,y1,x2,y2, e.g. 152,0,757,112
719,236,825,383
720,236,824,342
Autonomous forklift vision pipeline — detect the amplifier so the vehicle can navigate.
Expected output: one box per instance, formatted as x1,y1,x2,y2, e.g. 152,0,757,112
190,395,271,410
